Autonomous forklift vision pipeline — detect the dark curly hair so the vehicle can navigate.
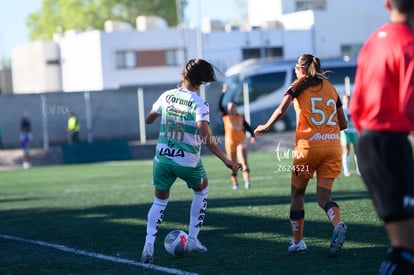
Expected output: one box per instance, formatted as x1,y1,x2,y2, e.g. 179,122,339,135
182,59,216,87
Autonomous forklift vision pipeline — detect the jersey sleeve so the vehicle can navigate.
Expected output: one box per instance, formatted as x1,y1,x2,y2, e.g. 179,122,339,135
152,95,164,114
243,119,255,137
336,92,343,108
285,84,296,98
218,93,227,115
195,100,210,123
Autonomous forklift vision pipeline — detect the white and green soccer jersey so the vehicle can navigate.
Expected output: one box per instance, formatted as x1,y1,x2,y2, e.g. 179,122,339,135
152,87,210,167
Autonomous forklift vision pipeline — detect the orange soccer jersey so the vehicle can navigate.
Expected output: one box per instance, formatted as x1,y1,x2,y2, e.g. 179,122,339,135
293,79,342,149
222,114,246,151
289,79,342,180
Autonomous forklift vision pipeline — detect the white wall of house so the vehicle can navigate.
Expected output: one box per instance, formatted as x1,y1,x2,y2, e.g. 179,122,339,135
57,28,201,91
99,28,198,88
201,27,314,76
311,3,388,58
11,41,62,93
10,0,389,94
59,30,104,92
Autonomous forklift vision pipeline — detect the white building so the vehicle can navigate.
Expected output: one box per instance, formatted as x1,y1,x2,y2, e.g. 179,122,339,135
58,27,195,92
12,41,62,93
11,0,388,94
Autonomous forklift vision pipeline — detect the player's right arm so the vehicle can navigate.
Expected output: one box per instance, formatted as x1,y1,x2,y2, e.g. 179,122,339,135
254,94,293,136
400,54,414,130
336,106,348,131
145,110,161,124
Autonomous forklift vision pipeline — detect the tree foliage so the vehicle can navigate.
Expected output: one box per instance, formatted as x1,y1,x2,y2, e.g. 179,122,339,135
27,0,188,41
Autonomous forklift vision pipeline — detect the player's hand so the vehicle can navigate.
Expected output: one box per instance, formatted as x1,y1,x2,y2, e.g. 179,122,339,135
254,125,267,136
225,159,242,173
250,137,256,144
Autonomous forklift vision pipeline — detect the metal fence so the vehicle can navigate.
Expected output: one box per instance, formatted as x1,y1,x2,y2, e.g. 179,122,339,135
0,82,223,149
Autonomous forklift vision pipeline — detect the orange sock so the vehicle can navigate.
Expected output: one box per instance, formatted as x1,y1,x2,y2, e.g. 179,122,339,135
324,202,342,227
230,174,238,186
290,218,304,244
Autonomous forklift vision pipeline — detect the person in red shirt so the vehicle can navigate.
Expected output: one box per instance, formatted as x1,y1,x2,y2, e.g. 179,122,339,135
350,0,414,273
255,54,348,256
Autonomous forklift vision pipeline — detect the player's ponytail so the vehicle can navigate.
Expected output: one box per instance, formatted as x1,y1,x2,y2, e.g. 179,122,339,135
290,54,327,96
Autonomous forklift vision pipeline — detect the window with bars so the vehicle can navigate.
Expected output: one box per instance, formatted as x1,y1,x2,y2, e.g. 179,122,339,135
295,0,326,11
116,51,137,69
116,49,182,69
341,44,362,60
242,47,283,60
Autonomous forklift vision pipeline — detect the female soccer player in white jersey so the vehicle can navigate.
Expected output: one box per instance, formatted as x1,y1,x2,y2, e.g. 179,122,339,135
141,59,241,264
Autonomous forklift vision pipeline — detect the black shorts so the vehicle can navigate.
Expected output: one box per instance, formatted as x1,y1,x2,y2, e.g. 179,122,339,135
357,130,414,223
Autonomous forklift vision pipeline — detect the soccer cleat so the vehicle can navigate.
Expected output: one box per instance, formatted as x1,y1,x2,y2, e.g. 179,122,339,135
245,182,251,189
288,240,307,253
185,237,208,253
330,221,347,256
141,243,154,264
232,184,239,190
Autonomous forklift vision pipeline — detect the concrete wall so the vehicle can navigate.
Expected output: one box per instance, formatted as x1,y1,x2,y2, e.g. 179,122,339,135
0,82,223,149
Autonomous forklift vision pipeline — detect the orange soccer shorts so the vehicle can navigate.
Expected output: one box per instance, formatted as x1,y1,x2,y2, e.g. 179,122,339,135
292,145,342,189
225,137,246,155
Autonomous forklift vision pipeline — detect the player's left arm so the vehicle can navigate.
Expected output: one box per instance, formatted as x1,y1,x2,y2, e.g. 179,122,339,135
336,95,348,130
400,56,414,130
337,106,348,131
243,119,255,137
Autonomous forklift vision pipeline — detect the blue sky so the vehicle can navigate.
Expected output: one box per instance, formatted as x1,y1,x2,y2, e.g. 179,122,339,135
0,0,243,61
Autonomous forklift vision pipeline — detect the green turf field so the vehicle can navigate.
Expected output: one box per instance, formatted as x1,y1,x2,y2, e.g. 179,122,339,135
0,151,386,274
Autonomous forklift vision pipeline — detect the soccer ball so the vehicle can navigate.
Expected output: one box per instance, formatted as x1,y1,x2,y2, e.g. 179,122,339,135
164,230,188,257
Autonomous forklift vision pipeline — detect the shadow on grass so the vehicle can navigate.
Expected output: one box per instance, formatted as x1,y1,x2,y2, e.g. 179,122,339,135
0,190,386,275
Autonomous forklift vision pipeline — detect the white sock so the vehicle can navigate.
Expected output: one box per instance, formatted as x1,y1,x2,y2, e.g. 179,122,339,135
354,155,360,174
189,187,208,240
342,154,350,174
145,197,168,245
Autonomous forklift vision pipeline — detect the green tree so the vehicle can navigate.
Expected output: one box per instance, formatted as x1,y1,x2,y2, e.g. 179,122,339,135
27,0,188,41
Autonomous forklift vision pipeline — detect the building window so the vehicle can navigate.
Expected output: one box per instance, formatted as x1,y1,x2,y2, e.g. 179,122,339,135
166,49,183,66
243,48,261,60
116,51,137,69
46,59,60,65
295,0,326,11
341,44,362,59
116,49,182,69
242,47,283,60
264,47,283,58
137,50,166,67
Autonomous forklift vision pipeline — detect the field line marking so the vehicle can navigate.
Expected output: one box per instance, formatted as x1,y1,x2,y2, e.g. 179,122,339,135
0,233,199,275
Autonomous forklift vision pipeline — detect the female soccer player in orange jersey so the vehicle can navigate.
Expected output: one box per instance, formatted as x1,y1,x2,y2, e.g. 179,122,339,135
255,54,348,256
219,85,256,190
